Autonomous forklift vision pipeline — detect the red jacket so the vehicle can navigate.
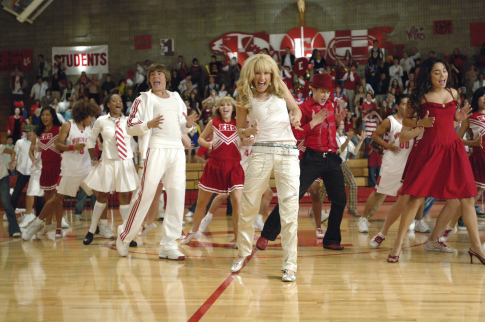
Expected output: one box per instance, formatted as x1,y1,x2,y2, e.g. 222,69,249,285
6,115,24,133
292,97,338,152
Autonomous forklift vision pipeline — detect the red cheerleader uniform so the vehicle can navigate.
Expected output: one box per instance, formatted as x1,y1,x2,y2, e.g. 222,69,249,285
38,125,62,190
198,117,244,193
401,90,477,198
468,112,485,188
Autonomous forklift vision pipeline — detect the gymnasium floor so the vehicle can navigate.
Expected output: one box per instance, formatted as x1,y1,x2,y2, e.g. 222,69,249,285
1,201,485,321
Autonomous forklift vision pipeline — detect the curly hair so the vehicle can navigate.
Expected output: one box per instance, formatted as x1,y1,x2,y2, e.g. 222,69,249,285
213,96,237,119
71,100,99,123
471,86,485,113
146,63,171,90
409,57,451,116
236,54,286,110
103,93,122,114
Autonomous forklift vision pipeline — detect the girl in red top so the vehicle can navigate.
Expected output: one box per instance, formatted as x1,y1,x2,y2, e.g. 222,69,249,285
182,96,244,247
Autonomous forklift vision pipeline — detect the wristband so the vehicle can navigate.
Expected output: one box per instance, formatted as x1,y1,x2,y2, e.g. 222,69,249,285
416,119,420,127
69,145,74,151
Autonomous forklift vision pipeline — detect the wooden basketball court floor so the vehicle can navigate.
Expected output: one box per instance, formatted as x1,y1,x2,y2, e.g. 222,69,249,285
1,201,485,321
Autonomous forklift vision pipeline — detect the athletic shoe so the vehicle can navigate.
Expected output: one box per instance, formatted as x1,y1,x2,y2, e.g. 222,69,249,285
440,226,457,242
61,217,69,229
19,213,36,228
476,211,485,219
116,225,129,257
185,211,194,217
99,223,115,239
408,220,416,231
129,240,137,247
12,232,21,238
282,269,296,282
256,236,268,250
3,214,6,221
323,244,344,250
22,220,44,240
254,214,264,231
181,230,203,245
316,228,325,239
199,213,213,233
414,219,431,233
358,217,369,233
38,224,55,235
75,214,82,221
177,231,186,240
159,248,185,260
55,229,63,238
348,209,361,217
83,232,94,245
424,239,454,253
369,232,386,248
321,210,330,223
138,223,157,236
15,208,26,214
157,209,165,221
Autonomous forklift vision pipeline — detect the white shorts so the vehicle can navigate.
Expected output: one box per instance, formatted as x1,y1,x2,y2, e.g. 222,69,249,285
27,171,44,197
84,159,139,193
57,175,93,197
375,172,403,197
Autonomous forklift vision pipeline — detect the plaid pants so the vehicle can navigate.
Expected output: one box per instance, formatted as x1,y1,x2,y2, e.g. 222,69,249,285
320,162,357,211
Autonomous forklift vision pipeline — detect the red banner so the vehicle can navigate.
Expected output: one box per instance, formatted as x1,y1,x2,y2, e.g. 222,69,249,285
0,49,33,72
433,20,453,35
470,22,485,47
135,35,152,50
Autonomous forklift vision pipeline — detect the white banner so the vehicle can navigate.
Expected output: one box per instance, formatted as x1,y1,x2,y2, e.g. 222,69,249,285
52,45,108,75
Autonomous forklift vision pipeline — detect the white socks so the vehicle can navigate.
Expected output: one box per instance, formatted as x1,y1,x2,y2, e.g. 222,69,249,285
89,202,106,234
120,205,130,223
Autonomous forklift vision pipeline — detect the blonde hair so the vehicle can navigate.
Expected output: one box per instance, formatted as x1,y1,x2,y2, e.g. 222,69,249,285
213,96,237,119
236,54,286,110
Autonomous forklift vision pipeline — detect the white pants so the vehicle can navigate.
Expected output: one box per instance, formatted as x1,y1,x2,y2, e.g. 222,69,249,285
238,152,300,272
120,148,185,251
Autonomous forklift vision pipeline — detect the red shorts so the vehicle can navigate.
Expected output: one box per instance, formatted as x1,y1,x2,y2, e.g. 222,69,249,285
198,158,244,194
40,162,61,190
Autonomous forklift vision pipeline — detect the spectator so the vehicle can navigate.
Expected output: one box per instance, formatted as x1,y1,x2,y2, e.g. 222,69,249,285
51,55,67,85
477,43,485,76
178,74,197,93
362,109,382,158
204,76,219,98
101,74,116,96
365,58,379,91
11,65,25,112
179,61,189,79
77,83,89,101
473,73,485,94
389,79,402,95
389,57,404,88
87,75,101,104
75,71,90,87
400,51,415,84
62,81,76,102
280,47,295,70
309,49,326,73
191,58,203,85
37,54,51,82
7,107,24,143
465,64,478,100
361,92,377,116
170,69,182,93
30,76,48,101
369,39,384,66
410,46,421,63
343,63,360,111
50,73,62,100
333,85,348,109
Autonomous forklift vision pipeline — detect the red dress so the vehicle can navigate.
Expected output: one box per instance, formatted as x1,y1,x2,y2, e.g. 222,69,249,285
198,117,244,194
401,92,477,198
38,125,62,190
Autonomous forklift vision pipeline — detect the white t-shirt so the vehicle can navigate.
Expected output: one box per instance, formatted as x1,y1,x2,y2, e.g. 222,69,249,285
14,138,32,176
0,145,10,179
150,94,184,149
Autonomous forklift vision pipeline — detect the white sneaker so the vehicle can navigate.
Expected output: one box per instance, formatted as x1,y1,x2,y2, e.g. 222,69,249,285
3,213,6,221
19,213,36,228
185,211,194,217
99,223,115,239
177,231,186,240
22,219,44,240
138,223,157,236
254,214,264,231
181,230,203,245
440,226,457,242
408,220,416,231
116,225,129,257
159,248,185,260
358,217,369,233
424,239,454,253
414,219,431,233
316,228,325,239
369,232,386,248
199,213,213,233
75,214,82,221
38,224,55,235
15,208,26,214
55,228,63,238
321,210,330,223
61,217,69,229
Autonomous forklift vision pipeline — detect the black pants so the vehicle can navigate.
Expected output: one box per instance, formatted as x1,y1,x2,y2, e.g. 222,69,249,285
10,172,45,216
261,148,347,246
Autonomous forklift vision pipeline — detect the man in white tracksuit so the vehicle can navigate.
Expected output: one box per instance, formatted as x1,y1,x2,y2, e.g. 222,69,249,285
116,63,197,259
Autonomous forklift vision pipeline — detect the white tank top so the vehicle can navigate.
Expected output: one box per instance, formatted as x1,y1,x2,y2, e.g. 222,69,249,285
380,115,413,176
61,120,92,176
149,94,183,149
249,95,296,144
